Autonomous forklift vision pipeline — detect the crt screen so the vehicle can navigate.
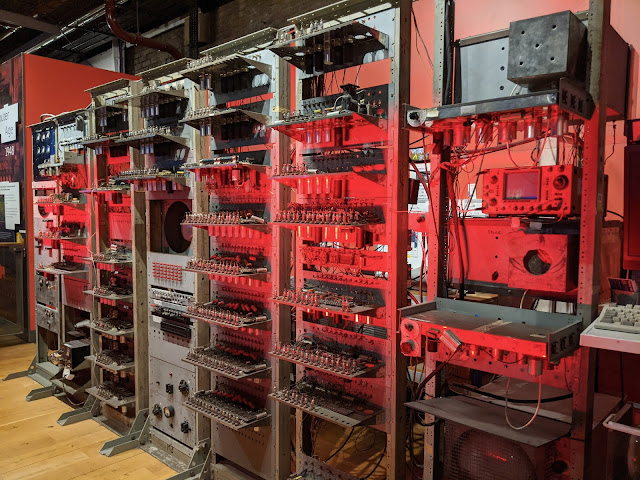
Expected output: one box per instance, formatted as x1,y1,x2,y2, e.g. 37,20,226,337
504,171,540,200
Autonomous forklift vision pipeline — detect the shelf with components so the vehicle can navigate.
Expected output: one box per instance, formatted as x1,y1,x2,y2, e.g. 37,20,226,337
86,353,136,373
183,300,272,330
86,384,136,409
90,318,135,337
269,377,382,428
180,102,270,130
184,390,271,431
183,344,271,380
270,339,382,380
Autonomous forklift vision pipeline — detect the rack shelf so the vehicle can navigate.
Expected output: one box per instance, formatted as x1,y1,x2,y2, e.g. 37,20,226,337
36,266,89,276
113,132,189,148
183,267,270,282
272,298,378,321
269,390,380,428
83,290,133,302
90,323,135,337
86,354,136,372
184,311,271,330
269,351,381,380
182,107,270,129
182,356,271,381
271,111,386,144
180,54,272,82
86,386,136,409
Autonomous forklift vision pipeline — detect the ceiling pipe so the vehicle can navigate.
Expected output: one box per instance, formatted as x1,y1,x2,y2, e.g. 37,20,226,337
104,0,183,59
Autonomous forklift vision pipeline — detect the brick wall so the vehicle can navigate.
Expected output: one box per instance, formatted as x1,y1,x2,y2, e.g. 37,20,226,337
124,0,334,74
208,0,336,45
125,25,187,74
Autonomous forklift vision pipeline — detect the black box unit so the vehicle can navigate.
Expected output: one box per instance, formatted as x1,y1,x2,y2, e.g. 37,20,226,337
62,338,91,369
507,10,587,90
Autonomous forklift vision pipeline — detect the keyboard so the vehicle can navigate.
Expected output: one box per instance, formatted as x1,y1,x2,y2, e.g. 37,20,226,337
593,304,640,334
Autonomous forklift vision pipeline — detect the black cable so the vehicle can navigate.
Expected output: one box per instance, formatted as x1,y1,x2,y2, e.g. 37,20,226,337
325,427,354,462
409,134,429,146
354,427,376,452
451,382,573,404
607,210,624,220
361,442,387,479
415,346,461,397
605,123,617,163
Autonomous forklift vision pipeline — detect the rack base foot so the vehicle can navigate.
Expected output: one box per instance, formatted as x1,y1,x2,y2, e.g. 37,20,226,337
57,395,100,425
166,440,211,480
99,409,150,457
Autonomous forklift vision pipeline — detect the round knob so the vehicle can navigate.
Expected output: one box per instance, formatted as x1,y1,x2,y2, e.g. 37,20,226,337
400,339,416,355
152,404,162,417
553,175,569,190
178,379,189,394
163,406,175,418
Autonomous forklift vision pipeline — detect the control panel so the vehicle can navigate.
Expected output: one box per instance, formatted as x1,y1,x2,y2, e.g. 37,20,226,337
482,165,582,216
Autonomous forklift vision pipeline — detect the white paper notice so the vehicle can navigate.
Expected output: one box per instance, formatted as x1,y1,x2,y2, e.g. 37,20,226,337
0,103,19,144
0,182,20,230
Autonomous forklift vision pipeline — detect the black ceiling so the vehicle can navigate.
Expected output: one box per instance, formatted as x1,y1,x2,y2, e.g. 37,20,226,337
0,0,193,64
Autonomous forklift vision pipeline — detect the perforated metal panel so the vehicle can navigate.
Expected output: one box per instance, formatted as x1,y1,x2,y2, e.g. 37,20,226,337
443,421,551,480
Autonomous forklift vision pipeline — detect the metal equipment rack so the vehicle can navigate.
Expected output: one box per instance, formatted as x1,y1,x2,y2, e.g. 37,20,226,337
400,2,628,479
267,1,410,478
28,111,93,403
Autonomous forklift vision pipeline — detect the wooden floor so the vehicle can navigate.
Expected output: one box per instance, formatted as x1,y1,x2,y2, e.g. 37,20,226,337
0,341,176,480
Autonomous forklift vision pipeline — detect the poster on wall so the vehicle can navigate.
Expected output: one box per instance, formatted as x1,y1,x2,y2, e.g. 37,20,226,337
0,56,23,242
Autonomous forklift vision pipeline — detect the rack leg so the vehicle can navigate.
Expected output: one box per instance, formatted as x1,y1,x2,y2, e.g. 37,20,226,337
165,440,211,480
57,395,100,425
99,409,150,457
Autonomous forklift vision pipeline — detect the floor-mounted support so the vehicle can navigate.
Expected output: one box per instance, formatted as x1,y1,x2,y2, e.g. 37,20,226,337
165,439,212,480
26,360,62,401
3,355,37,381
99,409,150,457
57,395,101,426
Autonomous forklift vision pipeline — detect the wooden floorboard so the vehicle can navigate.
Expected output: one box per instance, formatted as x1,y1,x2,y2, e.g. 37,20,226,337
0,342,175,480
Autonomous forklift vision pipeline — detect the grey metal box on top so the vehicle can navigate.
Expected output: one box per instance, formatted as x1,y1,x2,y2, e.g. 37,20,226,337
507,10,587,90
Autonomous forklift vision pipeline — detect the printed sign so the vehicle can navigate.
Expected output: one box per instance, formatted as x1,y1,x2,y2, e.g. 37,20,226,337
0,103,19,144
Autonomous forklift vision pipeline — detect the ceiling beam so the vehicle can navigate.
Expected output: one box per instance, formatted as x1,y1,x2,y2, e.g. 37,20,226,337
0,31,51,63
0,10,61,35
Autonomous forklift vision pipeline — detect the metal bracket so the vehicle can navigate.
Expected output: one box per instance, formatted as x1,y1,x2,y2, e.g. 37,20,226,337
165,439,212,480
57,395,100,426
99,409,151,457
3,355,36,381
25,385,56,401
26,359,61,401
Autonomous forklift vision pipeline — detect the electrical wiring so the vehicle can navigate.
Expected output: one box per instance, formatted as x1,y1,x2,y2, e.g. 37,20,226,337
605,123,617,164
520,289,529,309
408,290,420,304
325,427,354,462
409,134,429,146
504,375,543,430
452,382,572,404
354,427,377,452
411,6,433,68
506,142,528,168
362,442,387,479
415,346,462,399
